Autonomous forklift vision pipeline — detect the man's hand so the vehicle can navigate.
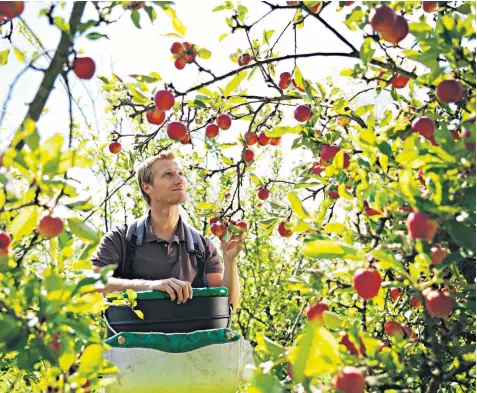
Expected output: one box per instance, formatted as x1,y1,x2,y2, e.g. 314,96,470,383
221,233,244,263
150,278,193,304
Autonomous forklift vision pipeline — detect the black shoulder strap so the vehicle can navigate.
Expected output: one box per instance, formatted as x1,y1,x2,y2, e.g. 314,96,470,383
120,216,146,278
183,223,208,288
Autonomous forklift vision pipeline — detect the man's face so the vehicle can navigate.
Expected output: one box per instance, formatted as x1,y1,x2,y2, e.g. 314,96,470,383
143,159,187,206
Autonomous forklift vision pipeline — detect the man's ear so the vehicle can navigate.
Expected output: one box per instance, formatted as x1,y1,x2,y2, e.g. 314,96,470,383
141,182,151,196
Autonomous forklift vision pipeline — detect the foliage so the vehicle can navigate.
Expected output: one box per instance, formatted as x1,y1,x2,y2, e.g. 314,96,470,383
0,1,475,393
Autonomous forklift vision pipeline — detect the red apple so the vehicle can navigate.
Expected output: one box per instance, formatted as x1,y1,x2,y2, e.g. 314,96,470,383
294,105,311,122
278,222,293,237
344,1,355,5
244,149,255,162
343,152,351,168
384,321,404,338
370,5,396,33
333,367,366,393
0,232,11,250
337,116,351,126
205,124,220,138
146,108,165,125
425,290,455,318
72,57,96,80
39,216,64,238
407,212,439,241
390,287,403,301
436,79,463,103
170,41,184,55
329,191,340,200
270,137,281,146
306,302,329,325
423,1,438,13
166,122,187,141
380,15,408,45
0,1,24,20
238,53,251,66
211,222,226,237
391,74,410,89
236,221,247,232
410,294,422,308
179,133,190,144
278,78,291,90
412,117,435,138
108,142,121,154
307,2,323,14
154,90,175,111
174,56,187,70
258,187,270,201
216,114,232,130
258,132,271,146
209,217,219,225
431,246,449,265
311,162,322,175
244,132,258,145
353,268,382,300
321,145,340,161
340,334,365,356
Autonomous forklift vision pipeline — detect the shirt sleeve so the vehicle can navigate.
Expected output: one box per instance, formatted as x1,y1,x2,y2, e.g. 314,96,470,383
203,236,224,274
91,225,125,269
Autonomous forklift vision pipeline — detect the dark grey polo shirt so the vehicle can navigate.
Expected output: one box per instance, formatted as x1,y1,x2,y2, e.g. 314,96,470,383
91,214,223,287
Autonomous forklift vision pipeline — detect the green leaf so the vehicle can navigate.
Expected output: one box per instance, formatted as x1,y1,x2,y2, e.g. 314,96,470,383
322,311,343,329
198,48,212,59
11,207,39,240
287,191,310,219
224,70,248,97
78,344,103,375
256,333,286,357
67,218,99,243
359,38,375,66
53,16,70,34
294,67,306,91
409,21,433,33
219,33,228,42
144,5,157,23
445,220,476,253
130,9,141,28
129,73,161,83
302,240,362,260
63,196,94,211
86,32,108,40
0,49,9,66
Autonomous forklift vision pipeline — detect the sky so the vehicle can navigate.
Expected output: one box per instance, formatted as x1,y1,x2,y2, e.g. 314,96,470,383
0,1,399,224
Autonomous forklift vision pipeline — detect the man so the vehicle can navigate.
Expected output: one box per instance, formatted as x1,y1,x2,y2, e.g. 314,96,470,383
91,151,242,311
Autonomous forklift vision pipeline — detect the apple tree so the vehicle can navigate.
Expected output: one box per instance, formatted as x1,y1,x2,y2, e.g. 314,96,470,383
0,1,475,393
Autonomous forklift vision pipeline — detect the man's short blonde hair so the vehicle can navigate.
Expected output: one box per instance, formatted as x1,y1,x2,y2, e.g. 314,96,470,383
136,151,177,205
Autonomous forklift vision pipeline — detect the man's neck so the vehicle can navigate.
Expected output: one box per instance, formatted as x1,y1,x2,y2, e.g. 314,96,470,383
148,204,180,242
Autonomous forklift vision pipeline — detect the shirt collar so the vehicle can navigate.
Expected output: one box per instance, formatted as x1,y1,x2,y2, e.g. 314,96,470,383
144,211,185,243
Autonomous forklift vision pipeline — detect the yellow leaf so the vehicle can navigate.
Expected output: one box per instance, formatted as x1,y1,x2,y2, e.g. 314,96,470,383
302,240,362,260
338,183,354,200
196,202,216,210
287,191,310,219
79,344,104,375
134,309,144,319
11,206,38,240
323,223,345,235
224,70,248,97
126,289,137,301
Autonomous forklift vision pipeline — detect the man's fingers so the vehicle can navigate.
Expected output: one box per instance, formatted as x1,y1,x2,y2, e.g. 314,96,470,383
180,282,190,302
163,285,176,301
169,282,184,303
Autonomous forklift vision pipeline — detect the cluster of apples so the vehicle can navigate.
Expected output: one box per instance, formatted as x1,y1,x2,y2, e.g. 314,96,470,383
170,41,197,70
370,5,409,45
209,217,247,241
205,114,233,139
278,72,312,93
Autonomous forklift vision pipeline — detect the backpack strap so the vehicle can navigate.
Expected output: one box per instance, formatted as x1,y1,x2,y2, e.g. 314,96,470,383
183,223,208,288
120,216,147,278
